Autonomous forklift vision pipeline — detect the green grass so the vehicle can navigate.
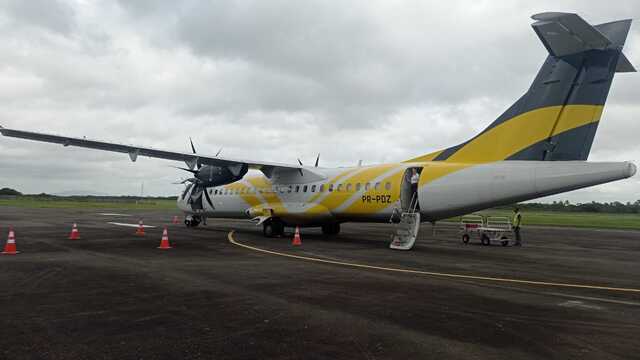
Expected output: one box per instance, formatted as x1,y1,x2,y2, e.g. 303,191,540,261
0,197,177,210
2,197,639,230
448,210,640,230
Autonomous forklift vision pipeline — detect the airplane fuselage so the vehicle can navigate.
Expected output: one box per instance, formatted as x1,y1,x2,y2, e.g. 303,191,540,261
177,160,637,226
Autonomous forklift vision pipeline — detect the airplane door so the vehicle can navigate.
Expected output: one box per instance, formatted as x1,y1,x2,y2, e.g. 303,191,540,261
400,167,422,212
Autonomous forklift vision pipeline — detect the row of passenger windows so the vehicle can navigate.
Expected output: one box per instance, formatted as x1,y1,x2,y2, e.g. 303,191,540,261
211,181,392,196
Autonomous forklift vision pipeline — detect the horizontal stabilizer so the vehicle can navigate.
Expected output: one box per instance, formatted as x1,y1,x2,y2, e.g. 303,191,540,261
532,12,611,56
616,53,637,72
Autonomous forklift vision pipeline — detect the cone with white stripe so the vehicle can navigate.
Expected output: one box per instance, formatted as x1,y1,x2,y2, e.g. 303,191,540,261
292,226,302,246
2,226,19,255
135,219,145,236
69,223,80,240
158,226,172,250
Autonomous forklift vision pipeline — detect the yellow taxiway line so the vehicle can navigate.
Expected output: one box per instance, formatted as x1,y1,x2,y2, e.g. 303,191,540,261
228,231,640,294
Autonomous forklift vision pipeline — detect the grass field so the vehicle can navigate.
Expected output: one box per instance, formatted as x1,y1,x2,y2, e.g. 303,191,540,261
0,197,176,210
450,210,640,230
1,197,639,230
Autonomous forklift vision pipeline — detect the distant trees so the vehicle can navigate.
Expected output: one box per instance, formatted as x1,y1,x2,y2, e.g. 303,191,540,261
0,188,22,196
500,200,640,214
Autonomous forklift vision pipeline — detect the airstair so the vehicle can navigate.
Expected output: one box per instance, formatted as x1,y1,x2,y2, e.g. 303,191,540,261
389,192,421,250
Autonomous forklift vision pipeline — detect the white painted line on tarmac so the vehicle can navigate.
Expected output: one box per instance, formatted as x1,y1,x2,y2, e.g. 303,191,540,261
108,222,156,228
548,292,640,306
228,231,640,294
98,213,131,216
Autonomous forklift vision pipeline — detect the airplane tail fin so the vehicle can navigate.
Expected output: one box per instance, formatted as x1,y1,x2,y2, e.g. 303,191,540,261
408,13,634,163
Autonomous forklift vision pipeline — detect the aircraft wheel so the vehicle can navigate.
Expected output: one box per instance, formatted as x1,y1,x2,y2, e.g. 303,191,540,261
481,234,490,246
263,222,276,238
462,234,470,244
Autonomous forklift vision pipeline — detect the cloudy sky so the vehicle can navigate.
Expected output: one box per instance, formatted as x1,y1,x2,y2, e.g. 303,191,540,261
0,0,638,202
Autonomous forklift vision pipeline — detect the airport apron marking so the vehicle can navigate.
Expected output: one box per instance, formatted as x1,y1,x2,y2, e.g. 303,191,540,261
228,231,640,294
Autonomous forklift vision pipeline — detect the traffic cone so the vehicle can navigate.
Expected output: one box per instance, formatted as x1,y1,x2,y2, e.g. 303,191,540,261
158,226,172,250
2,226,19,255
69,223,80,240
135,219,145,236
292,226,302,246
172,215,179,224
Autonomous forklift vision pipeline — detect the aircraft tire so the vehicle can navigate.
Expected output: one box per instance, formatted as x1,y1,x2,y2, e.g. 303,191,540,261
263,222,276,238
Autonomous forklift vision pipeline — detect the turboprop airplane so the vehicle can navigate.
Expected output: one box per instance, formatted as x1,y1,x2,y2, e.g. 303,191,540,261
1,12,637,250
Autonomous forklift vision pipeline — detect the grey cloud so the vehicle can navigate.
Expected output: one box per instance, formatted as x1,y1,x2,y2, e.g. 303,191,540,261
0,0,638,201
1,0,75,35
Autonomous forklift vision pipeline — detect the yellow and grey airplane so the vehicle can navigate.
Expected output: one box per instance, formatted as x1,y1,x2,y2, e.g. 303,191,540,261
1,12,637,249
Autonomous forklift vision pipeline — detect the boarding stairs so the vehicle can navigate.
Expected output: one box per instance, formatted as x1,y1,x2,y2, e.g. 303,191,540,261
389,193,421,250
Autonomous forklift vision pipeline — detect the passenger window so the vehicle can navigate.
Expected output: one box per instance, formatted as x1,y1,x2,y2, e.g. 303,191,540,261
374,182,380,191
295,185,300,193
385,182,391,191
346,183,352,192
337,184,343,192
329,184,334,192
320,184,325,192
288,186,292,193
311,185,316,192
356,183,361,191
364,183,370,191
303,185,308,192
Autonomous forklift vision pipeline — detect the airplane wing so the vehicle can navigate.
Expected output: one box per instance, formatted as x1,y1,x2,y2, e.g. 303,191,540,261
0,125,301,176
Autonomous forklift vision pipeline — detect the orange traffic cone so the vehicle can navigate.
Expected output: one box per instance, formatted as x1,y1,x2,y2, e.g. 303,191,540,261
2,226,19,255
158,226,172,250
69,223,80,240
172,215,179,224
292,226,302,246
135,219,145,236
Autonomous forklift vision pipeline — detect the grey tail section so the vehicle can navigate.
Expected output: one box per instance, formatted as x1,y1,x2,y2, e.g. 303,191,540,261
430,12,634,162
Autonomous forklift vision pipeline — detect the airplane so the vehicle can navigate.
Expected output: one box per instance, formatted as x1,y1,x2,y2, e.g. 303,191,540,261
1,12,637,250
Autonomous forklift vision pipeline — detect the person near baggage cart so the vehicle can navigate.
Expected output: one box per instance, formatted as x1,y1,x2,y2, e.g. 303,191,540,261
513,208,522,246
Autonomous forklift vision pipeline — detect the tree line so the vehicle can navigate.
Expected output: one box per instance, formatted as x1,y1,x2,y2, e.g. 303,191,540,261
498,200,640,214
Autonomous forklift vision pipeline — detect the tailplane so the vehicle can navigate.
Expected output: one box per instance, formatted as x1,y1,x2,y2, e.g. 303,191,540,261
408,12,634,163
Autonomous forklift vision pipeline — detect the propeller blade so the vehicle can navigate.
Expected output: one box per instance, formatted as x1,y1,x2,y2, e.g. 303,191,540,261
175,178,197,184
297,158,303,166
215,147,223,157
171,165,198,174
203,187,215,209
315,153,320,167
189,137,197,154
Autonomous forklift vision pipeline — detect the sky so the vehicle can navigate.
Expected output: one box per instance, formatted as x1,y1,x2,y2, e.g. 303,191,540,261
0,0,638,202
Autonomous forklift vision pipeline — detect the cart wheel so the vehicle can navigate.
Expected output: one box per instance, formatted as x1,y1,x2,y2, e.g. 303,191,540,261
462,234,470,244
481,234,490,246
501,236,509,247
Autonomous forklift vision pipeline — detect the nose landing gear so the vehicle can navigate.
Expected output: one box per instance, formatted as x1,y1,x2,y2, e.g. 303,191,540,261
185,215,202,228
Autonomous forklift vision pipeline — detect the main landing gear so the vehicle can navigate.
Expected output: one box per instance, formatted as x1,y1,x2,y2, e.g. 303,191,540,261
263,219,285,238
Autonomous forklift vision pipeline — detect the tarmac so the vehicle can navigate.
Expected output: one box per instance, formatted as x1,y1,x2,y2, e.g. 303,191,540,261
0,206,639,359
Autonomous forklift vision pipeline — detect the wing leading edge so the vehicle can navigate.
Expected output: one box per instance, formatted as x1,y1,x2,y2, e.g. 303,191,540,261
0,126,302,176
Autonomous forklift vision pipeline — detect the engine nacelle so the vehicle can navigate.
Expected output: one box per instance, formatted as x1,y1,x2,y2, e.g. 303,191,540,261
195,163,248,187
